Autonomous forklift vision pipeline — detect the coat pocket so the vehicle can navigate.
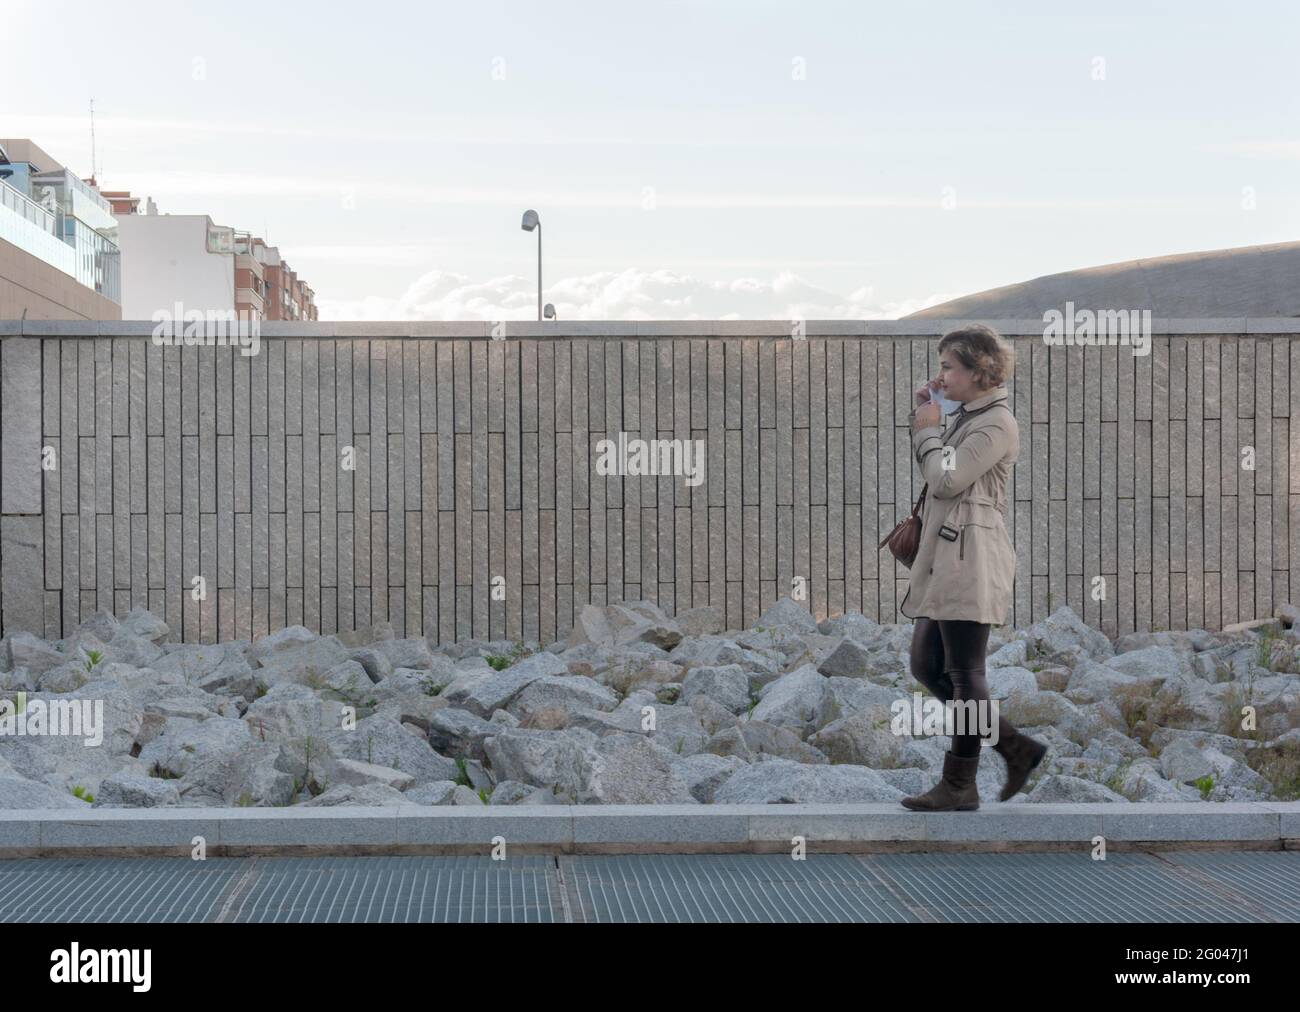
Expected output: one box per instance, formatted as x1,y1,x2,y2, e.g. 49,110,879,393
956,501,1003,560
956,502,1015,603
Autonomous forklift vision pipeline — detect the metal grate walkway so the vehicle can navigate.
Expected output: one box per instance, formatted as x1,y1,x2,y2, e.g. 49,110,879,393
1,852,1297,923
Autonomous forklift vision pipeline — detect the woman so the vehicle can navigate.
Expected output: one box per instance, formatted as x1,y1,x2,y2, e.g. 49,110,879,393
898,324,1046,812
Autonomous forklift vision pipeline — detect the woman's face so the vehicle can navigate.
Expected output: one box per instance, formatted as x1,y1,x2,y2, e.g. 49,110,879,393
937,348,984,403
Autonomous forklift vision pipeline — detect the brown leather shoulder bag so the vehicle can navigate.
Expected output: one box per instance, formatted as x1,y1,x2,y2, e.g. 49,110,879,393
879,484,927,568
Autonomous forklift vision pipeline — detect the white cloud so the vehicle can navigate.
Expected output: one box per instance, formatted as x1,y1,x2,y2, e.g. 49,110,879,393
316,266,956,321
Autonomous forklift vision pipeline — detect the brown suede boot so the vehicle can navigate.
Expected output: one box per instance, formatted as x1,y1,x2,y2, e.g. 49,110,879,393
900,750,980,812
990,718,1047,801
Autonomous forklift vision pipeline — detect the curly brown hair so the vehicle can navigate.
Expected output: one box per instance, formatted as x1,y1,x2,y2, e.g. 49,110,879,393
937,324,1015,389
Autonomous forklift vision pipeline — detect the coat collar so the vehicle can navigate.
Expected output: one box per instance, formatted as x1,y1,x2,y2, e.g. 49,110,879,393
956,385,1009,413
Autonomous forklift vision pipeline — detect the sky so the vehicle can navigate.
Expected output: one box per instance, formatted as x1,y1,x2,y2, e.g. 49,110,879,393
5,0,1298,320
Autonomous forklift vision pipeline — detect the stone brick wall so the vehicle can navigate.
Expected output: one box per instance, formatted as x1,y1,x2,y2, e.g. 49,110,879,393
2,320,1297,644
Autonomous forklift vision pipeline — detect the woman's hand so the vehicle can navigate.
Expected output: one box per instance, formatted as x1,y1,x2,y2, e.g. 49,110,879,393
914,376,941,406
913,401,941,430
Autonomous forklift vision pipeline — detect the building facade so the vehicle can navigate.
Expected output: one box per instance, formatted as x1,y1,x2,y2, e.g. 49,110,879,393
250,237,317,322
114,213,240,320
0,139,122,320
111,196,317,323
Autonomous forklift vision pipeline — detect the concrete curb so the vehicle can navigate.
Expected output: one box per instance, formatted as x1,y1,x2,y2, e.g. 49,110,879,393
1,802,1297,857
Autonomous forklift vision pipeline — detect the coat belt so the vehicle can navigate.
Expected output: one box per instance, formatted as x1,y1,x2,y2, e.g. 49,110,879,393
962,493,1006,513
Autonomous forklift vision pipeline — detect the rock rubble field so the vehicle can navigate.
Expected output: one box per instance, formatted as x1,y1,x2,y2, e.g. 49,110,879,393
1,600,1297,809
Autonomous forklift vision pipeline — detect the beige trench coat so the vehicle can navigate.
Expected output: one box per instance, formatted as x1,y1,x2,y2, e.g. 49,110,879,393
899,385,1019,625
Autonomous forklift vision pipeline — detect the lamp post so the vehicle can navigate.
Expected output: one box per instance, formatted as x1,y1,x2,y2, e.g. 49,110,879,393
521,209,542,321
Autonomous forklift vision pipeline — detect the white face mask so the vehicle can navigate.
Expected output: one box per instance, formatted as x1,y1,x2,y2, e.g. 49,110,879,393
929,388,960,417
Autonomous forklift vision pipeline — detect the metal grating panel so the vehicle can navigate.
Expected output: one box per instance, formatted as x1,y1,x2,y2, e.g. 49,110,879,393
224,856,561,924
866,852,1290,924
0,852,1296,923
0,857,244,923
1159,852,1300,922
560,854,918,923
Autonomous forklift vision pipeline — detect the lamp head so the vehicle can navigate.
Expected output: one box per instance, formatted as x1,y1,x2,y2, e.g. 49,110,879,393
544,303,556,319
521,209,539,231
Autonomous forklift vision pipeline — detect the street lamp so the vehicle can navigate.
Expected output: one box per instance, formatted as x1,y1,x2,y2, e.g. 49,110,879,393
521,209,542,321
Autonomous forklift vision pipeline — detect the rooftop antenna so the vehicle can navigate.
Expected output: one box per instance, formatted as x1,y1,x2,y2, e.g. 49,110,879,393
89,98,98,181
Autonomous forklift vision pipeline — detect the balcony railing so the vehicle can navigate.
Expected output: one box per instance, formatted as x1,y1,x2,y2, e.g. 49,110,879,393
0,180,76,277
0,178,59,234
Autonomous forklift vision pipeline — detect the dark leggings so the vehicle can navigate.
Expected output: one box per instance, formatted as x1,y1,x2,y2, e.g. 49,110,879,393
909,616,996,757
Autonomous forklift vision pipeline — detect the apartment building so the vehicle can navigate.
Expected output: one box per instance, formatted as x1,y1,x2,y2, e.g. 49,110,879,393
0,138,122,320
249,237,317,322
111,194,317,322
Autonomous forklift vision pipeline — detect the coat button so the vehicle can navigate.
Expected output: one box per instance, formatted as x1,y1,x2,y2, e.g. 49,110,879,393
928,567,933,574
